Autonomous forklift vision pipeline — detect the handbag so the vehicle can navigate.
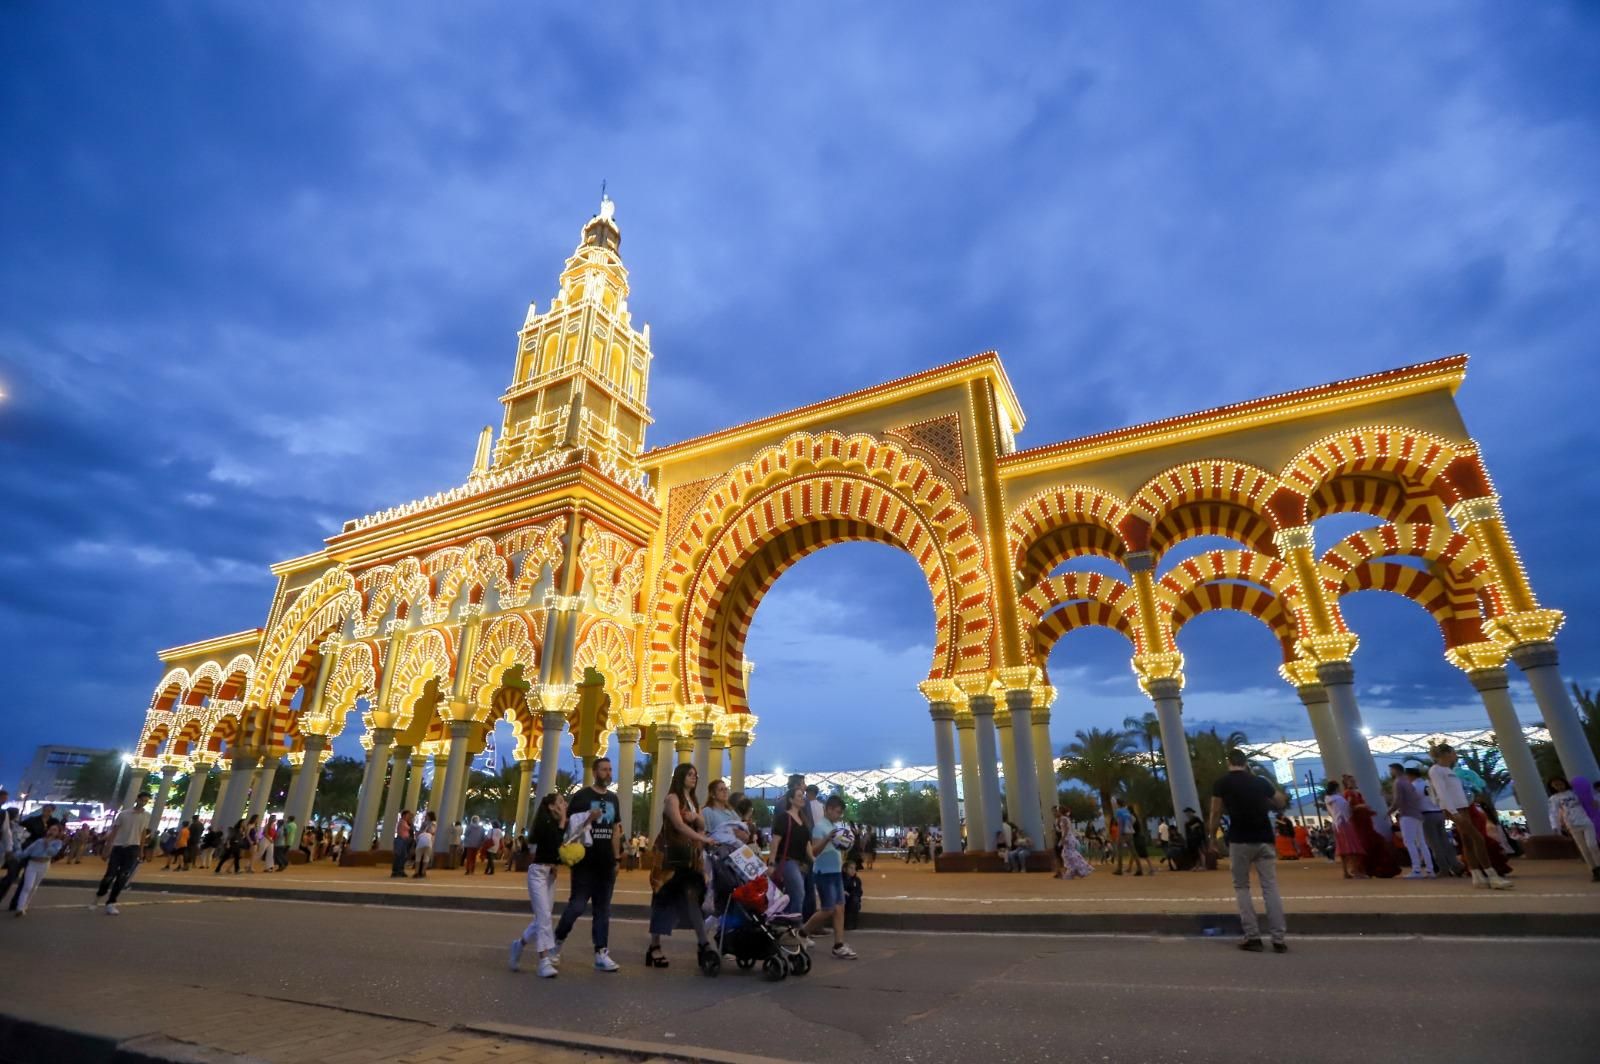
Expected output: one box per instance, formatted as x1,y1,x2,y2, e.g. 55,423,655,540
558,840,586,867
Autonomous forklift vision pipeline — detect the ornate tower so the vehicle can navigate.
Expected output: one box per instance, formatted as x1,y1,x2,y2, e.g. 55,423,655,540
488,195,655,476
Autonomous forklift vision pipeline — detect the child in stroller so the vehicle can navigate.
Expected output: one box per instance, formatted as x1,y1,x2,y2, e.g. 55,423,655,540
701,841,810,980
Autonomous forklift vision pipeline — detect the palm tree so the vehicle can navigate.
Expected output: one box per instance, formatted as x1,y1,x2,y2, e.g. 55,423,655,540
1188,728,1253,801
1531,683,1600,783
1123,711,1165,779
1058,727,1138,819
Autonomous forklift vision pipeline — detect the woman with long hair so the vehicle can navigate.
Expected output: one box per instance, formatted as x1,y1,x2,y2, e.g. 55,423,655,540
1326,780,1366,879
1342,773,1398,878
769,780,812,917
646,763,715,969
510,791,567,978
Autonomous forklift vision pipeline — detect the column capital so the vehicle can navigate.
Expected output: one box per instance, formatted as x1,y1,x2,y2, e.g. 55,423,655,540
1124,549,1157,574
1003,687,1034,714
1294,683,1329,709
540,709,567,731
448,720,473,740
967,692,997,717
1316,660,1356,687
1444,639,1509,673
1145,676,1183,702
1508,639,1560,671
917,678,966,706
728,730,751,748
953,711,976,731
1467,666,1511,693
615,725,642,743
927,701,958,723
1272,525,1316,553
996,665,1043,691
654,723,680,742
1031,706,1051,727
409,750,432,765
1132,651,1184,692
1491,611,1566,651
691,722,716,740
1295,632,1360,665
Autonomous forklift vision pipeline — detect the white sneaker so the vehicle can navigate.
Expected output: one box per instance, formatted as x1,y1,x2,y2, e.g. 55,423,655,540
548,946,562,968
105,904,120,915
594,949,620,972
1469,870,1488,888
537,958,558,978
831,943,857,960
87,900,101,910
1488,874,1516,890
508,938,525,971
1404,870,1425,878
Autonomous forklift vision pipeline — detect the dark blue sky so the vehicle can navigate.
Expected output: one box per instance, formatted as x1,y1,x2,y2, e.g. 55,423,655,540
3,4,1597,781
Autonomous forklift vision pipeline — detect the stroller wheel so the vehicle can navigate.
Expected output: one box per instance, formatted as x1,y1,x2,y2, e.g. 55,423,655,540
788,950,812,976
698,946,721,977
763,956,788,981
737,956,756,970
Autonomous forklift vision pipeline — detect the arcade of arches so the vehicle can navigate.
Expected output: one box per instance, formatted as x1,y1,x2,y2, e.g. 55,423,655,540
129,200,1597,861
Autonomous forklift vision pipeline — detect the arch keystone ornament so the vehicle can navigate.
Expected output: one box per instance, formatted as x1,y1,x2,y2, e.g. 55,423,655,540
123,212,1564,869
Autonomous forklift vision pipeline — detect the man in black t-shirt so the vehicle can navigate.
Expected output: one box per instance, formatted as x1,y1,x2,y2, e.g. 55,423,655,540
552,757,623,972
1208,749,1288,953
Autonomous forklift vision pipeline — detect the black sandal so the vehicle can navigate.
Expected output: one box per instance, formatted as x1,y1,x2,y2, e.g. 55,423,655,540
645,946,669,968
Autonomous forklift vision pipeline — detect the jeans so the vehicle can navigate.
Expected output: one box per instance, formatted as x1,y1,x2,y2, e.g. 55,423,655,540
1007,847,1030,872
97,844,141,904
776,859,807,918
391,837,412,877
520,864,557,953
801,862,817,922
0,855,22,907
1421,811,1462,875
555,860,617,950
1228,842,1285,944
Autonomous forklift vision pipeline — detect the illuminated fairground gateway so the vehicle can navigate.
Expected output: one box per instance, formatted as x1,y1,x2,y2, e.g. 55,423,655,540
128,198,1598,862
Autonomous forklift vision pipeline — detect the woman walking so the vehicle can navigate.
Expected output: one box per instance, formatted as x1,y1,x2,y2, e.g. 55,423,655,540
645,764,715,970
510,793,567,978
1326,781,1366,879
768,783,812,918
1056,811,1094,880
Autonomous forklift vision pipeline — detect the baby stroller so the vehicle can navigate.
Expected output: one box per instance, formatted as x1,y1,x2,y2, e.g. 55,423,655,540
701,843,811,980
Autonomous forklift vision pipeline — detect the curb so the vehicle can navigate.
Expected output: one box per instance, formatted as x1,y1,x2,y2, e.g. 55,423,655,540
466,1020,793,1064
47,876,1600,938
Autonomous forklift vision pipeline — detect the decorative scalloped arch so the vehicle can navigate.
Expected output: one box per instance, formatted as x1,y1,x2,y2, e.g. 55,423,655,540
357,557,430,632
1128,459,1296,557
183,661,224,706
245,568,360,750
647,431,992,710
170,712,208,757
204,712,241,754
317,640,379,735
1282,426,1466,514
215,654,254,701
148,668,189,713
385,627,455,730
138,721,171,759
466,613,539,712
1006,484,1132,583
574,617,636,686
1319,523,1497,615
436,536,512,611
1336,560,1485,649
1022,571,1143,666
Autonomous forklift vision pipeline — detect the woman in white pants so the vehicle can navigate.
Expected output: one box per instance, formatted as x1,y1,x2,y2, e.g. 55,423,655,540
13,824,66,916
1547,776,1599,882
510,793,567,978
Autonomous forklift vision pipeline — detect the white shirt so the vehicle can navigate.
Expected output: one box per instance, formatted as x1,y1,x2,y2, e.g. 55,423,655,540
108,808,149,848
1413,778,1442,814
1549,790,1593,831
1427,764,1470,813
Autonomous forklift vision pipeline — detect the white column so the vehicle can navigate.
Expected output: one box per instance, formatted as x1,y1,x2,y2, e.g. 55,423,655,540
929,702,963,854
710,738,728,788
1317,661,1392,838
1511,641,1600,783
178,763,210,825
247,762,275,819
211,768,237,827
691,722,714,804
436,722,472,829
955,714,983,849
1470,667,1554,835
969,694,1004,851
728,731,750,795
380,747,412,848
1147,678,1201,819
537,711,566,799
215,753,257,828
404,753,427,816
614,726,641,842
1297,683,1347,781
650,725,679,837
351,729,395,850
1032,706,1058,847
995,709,1021,826
1003,689,1045,848
514,758,536,835
147,765,179,830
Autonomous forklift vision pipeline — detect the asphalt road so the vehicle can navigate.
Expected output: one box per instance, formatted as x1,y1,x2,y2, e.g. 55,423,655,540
8,883,1600,1064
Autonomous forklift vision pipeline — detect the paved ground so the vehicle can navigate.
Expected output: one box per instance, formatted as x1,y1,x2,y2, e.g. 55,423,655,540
45,852,1600,917
4,883,1599,1063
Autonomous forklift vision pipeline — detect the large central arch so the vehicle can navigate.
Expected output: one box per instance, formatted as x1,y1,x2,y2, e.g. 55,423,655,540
647,431,993,714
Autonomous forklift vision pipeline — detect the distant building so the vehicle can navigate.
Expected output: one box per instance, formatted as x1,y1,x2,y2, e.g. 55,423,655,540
16,744,115,804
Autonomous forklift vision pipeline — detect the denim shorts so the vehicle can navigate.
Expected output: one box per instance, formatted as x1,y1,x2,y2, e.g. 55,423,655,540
815,871,844,910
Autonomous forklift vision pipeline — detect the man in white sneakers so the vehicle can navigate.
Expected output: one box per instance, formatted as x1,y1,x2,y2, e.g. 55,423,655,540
1428,744,1511,890
92,790,152,914
1387,762,1434,878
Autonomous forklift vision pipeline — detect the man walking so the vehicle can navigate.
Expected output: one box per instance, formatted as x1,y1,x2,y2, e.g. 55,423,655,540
1408,766,1461,876
1208,750,1287,953
1428,744,1513,890
552,756,623,972
462,816,485,875
1387,763,1433,878
1111,798,1136,875
92,791,151,915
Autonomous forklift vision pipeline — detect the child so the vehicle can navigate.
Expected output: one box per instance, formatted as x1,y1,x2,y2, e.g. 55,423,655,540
13,823,66,916
414,819,435,879
842,859,863,931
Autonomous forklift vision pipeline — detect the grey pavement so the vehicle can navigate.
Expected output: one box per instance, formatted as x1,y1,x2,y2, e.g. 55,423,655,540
5,883,1599,1064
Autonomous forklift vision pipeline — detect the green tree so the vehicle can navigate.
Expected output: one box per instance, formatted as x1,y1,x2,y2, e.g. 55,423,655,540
1058,727,1138,819
1056,786,1100,825
1187,728,1254,802
465,767,518,823
1530,684,1600,783
1124,764,1173,820
312,756,365,823
69,752,133,805
1123,711,1165,780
